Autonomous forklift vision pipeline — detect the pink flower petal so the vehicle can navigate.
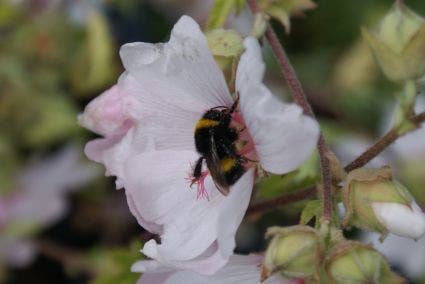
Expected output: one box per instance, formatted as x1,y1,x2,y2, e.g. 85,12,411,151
78,82,136,137
120,16,233,112
134,254,288,284
122,150,254,274
0,239,36,267
237,38,320,174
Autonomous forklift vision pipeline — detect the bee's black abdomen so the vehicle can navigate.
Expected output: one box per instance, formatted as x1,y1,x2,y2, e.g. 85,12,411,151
194,128,213,155
224,157,245,185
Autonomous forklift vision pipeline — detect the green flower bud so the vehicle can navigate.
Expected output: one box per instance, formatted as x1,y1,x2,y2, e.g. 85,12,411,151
258,0,316,33
206,29,244,90
262,225,324,281
325,241,406,284
362,1,425,82
342,166,425,240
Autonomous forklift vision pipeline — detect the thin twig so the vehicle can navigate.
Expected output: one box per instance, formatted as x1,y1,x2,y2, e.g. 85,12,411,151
344,111,425,172
246,0,333,221
248,186,317,215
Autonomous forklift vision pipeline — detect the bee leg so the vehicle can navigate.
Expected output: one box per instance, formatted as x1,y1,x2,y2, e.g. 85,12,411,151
190,156,204,186
238,126,246,133
230,94,240,114
241,156,258,163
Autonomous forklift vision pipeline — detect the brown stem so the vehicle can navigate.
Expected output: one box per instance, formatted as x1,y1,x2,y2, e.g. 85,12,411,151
248,186,317,215
344,111,425,172
412,111,425,125
246,0,333,221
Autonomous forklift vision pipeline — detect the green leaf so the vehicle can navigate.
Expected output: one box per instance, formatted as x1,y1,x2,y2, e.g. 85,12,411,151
3,220,41,239
89,241,142,284
23,94,80,147
251,13,268,38
206,0,240,30
300,200,322,225
70,10,117,95
258,151,320,199
234,0,246,13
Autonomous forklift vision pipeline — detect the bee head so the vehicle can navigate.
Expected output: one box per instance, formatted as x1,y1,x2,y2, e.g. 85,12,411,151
203,108,230,123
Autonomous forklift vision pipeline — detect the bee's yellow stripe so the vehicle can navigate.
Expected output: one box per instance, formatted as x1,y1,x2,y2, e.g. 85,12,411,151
220,158,236,172
195,118,219,130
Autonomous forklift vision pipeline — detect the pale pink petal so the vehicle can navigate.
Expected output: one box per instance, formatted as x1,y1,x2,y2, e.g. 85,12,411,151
122,150,254,274
5,192,68,228
217,168,255,256
19,145,96,195
235,37,265,93
84,127,155,188
6,146,97,227
120,15,233,111
111,72,201,152
78,83,136,137
0,239,36,267
134,255,288,284
142,241,229,275
84,135,131,188
237,38,319,174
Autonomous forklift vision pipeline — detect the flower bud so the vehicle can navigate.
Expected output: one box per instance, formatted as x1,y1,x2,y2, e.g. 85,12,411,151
262,225,324,281
206,29,244,88
343,166,425,239
325,241,406,284
362,1,425,82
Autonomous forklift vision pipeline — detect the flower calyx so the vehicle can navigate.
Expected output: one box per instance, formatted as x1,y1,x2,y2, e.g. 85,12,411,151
206,29,244,91
262,225,324,282
342,166,425,240
362,1,425,82
325,240,406,284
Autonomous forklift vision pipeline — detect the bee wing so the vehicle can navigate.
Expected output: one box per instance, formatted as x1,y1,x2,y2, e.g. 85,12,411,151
205,135,230,196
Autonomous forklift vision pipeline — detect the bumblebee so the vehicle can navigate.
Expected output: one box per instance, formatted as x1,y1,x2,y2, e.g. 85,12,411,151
191,98,246,196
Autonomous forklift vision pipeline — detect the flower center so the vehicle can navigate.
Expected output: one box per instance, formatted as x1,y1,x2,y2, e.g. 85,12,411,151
231,112,257,163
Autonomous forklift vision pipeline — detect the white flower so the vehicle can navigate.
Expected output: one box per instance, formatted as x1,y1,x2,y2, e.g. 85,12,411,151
372,201,425,239
363,233,425,279
80,15,319,274
132,254,289,284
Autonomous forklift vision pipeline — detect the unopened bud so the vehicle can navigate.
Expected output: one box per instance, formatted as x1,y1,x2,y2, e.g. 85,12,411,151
362,1,425,82
262,225,324,281
206,29,244,89
343,166,425,239
325,241,406,284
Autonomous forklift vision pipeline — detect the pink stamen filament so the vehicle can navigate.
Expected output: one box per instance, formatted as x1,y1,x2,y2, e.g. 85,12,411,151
187,170,210,201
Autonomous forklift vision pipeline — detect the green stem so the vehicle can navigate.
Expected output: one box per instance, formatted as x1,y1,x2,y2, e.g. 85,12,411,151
394,80,417,134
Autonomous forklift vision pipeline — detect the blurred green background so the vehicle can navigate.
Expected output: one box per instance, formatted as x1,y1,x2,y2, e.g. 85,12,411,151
0,0,424,283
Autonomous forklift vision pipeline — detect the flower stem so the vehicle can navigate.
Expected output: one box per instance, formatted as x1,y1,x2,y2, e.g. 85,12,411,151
393,80,417,134
344,111,425,172
246,0,333,221
247,186,316,215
